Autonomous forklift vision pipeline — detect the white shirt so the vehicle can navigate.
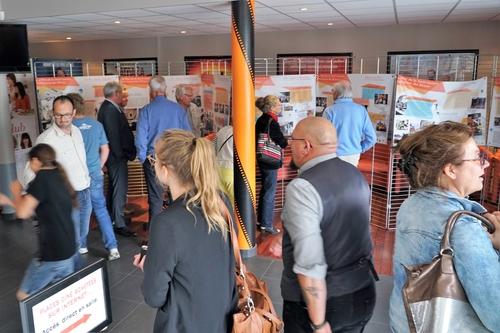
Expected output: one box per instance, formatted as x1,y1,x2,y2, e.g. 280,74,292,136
24,124,90,191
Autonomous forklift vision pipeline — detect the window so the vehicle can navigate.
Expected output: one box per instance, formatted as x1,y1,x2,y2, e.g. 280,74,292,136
184,56,231,75
33,58,83,77
104,58,158,76
277,53,352,75
387,50,479,81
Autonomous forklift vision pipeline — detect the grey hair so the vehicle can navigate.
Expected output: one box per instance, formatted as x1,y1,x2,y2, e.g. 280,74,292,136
103,81,122,98
332,80,353,99
175,85,191,101
149,76,167,93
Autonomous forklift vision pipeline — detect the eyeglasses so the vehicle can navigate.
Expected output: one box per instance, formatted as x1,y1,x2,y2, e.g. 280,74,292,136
53,113,73,120
147,155,157,167
287,137,306,143
461,151,488,167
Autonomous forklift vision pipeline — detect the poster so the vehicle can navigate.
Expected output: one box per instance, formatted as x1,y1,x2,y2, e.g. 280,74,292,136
36,75,119,130
487,77,500,147
8,73,39,181
392,75,488,144
316,74,395,144
119,76,150,130
255,74,316,136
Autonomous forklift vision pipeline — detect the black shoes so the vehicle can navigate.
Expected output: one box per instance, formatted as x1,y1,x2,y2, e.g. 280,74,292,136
114,227,137,237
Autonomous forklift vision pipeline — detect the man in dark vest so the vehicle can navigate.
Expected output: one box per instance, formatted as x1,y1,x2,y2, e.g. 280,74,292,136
281,117,377,333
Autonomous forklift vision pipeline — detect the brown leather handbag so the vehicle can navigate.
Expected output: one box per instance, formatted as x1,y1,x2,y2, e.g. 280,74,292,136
402,210,495,333
228,218,283,333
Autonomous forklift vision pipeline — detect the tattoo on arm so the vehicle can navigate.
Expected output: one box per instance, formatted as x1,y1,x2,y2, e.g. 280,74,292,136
304,286,319,300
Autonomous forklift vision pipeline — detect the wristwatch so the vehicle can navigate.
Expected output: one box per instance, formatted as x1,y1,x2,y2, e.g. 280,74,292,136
309,319,328,331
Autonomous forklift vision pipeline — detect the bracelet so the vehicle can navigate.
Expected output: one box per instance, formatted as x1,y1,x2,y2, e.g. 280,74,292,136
309,319,328,331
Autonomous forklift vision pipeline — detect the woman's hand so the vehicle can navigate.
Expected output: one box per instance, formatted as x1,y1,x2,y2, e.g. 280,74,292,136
9,180,23,197
483,212,500,250
133,253,146,271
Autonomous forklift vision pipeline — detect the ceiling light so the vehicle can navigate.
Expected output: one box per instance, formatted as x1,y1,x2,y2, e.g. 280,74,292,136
327,22,333,26
300,7,308,11
66,37,72,40
114,20,121,24
180,30,187,34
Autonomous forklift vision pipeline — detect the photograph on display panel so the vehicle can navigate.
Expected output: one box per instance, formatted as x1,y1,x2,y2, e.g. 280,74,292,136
392,75,488,145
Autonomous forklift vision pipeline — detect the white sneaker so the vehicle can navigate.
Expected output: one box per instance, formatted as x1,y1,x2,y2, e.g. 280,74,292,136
79,247,89,254
108,248,120,261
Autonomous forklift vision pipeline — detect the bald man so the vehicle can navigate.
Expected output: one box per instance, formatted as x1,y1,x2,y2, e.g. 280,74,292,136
281,117,377,333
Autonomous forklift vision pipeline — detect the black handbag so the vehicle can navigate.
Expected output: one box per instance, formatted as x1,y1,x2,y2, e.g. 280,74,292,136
256,118,282,168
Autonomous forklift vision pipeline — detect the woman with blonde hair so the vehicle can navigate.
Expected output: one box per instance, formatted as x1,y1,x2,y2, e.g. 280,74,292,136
133,130,236,333
255,95,288,234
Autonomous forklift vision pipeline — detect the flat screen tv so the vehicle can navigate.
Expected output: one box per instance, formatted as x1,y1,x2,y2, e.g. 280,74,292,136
0,24,30,72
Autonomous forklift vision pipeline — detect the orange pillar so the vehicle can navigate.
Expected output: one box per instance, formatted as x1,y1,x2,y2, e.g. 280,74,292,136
231,0,256,257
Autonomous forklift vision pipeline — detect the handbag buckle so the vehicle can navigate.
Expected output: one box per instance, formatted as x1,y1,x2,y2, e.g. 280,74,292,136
243,297,255,316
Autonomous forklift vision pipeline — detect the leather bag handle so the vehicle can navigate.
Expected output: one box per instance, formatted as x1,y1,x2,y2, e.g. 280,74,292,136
441,210,495,253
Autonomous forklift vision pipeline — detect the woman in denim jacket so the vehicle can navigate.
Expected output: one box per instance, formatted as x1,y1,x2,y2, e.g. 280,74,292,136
389,121,500,333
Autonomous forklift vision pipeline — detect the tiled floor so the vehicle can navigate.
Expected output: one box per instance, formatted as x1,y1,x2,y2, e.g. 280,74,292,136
0,214,392,333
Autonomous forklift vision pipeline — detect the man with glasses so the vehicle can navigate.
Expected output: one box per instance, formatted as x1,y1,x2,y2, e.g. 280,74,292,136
281,117,377,333
175,85,202,137
23,95,92,263
98,82,137,237
136,76,191,225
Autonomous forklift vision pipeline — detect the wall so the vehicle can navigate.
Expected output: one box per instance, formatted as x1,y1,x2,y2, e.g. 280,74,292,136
29,21,500,74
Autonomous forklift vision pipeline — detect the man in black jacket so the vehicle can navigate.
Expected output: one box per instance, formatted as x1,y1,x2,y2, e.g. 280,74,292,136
97,82,136,237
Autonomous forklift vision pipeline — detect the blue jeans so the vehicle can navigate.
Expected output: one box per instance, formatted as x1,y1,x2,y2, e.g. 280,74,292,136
19,257,74,295
89,171,118,250
72,188,91,267
258,167,278,229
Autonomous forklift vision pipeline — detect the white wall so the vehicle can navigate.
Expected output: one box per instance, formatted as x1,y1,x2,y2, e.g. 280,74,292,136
29,21,500,74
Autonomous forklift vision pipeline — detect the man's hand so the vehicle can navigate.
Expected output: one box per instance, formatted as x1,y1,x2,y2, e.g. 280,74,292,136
483,212,500,250
312,322,332,333
9,180,23,197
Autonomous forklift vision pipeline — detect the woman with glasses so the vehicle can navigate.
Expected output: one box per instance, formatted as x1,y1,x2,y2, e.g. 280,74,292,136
389,121,500,332
133,130,236,333
255,95,288,235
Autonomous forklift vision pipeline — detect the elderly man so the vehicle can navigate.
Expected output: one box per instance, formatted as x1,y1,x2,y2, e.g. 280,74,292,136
136,76,191,223
281,117,377,333
322,81,376,167
97,82,137,237
175,84,202,137
24,95,91,259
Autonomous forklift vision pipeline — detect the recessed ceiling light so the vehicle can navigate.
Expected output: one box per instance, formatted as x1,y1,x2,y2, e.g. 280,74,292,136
180,30,187,34
114,20,121,24
327,22,333,26
66,37,72,40
300,7,308,11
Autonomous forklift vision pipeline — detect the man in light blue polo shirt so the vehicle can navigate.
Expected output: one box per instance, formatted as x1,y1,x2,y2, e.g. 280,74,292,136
69,93,120,261
323,80,376,167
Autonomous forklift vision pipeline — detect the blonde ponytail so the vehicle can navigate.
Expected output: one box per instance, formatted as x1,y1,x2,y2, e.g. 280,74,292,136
155,130,229,239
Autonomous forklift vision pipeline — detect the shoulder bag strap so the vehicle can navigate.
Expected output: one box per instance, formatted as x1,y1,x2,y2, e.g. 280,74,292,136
440,210,495,253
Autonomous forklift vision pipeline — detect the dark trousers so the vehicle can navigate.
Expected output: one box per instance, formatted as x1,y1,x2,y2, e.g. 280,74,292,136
283,282,376,333
107,160,128,229
257,167,278,229
143,159,164,222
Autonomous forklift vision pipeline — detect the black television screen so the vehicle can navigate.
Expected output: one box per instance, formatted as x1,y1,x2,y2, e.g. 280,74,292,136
0,24,30,72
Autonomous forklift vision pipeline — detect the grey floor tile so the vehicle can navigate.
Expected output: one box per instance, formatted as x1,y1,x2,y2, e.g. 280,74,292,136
243,256,274,279
106,297,144,331
371,275,393,325
109,303,156,333
110,274,145,303
263,259,283,279
261,276,282,305
364,320,391,333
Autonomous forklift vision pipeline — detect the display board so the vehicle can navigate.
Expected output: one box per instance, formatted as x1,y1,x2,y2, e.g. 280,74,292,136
119,76,150,131
19,259,112,333
487,77,500,147
8,73,39,181
316,74,395,144
36,75,119,130
392,75,488,144
255,74,316,136
200,74,231,133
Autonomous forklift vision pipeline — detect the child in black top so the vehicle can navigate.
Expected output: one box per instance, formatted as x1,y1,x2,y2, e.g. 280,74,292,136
0,144,77,300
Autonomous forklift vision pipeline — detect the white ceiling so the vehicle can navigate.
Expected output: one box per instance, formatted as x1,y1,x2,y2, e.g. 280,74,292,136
2,0,500,43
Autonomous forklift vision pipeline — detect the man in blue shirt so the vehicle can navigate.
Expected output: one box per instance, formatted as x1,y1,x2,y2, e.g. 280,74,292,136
69,93,120,261
135,76,192,223
322,80,376,167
